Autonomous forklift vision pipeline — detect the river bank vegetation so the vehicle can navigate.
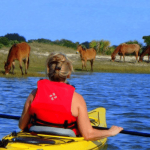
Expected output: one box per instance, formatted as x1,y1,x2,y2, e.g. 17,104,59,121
0,33,150,77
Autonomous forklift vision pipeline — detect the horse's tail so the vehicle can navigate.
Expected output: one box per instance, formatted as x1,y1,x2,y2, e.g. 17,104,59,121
27,46,31,69
27,57,29,69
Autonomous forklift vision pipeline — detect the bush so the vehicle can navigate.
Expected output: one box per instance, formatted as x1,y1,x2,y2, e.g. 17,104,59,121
0,43,3,48
0,37,9,46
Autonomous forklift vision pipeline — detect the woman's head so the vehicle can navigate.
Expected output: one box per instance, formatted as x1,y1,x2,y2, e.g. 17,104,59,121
46,52,73,82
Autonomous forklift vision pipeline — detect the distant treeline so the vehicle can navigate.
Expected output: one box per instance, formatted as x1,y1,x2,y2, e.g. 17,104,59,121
0,33,150,55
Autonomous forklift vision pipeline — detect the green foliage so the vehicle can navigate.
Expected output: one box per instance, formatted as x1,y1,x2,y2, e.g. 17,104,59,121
29,38,52,44
89,40,97,49
105,46,115,55
9,40,19,45
0,33,147,55
99,40,110,54
4,33,26,42
0,33,25,48
89,40,110,54
124,40,142,47
29,38,78,49
0,37,9,46
81,41,90,48
143,36,150,46
0,43,3,48
59,39,78,49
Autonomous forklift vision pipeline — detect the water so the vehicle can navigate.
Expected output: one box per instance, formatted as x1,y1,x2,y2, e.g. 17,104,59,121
0,72,150,150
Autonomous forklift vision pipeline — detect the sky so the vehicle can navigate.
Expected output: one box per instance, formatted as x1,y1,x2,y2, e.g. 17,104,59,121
0,0,150,46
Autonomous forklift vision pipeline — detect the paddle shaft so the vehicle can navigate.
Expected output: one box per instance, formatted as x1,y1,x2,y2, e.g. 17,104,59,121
0,114,20,120
93,126,150,137
0,114,150,137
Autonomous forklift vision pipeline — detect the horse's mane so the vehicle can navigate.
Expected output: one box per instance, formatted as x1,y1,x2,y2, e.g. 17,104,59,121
82,47,86,51
78,45,96,51
78,45,86,51
140,46,150,57
112,45,122,56
7,44,17,59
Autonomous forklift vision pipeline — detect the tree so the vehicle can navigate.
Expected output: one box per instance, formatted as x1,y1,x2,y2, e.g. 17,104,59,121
0,37,9,46
125,40,142,46
143,36,150,46
81,41,90,48
89,40,110,54
99,40,110,54
4,33,26,42
89,40,97,49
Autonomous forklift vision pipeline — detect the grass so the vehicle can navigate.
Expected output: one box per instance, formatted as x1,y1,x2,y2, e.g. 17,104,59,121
1,42,150,78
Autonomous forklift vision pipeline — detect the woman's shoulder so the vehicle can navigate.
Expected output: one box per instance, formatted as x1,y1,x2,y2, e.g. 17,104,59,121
74,91,83,99
31,89,37,96
73,92,86,105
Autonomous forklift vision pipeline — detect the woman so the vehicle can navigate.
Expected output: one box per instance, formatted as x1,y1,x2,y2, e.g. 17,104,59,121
19,52,123,141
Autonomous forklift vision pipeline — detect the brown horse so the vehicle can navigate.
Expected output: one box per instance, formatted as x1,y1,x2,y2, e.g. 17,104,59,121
4,42,30,75
76,45,96,71
111,43,140,62
139,46,150,62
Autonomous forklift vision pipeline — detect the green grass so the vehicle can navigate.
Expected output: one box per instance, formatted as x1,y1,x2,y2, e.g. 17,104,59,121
1,42,150,78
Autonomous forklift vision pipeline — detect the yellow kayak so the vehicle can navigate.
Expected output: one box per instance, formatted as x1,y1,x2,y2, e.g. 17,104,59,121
0,107,107,150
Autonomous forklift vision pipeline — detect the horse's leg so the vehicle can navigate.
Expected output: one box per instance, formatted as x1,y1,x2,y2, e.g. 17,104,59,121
90,60,93,71
19,59,24,75
23,58,27,74
135,53,138,63
123,55,125,62
81,60,84,70
84,60,87,71
12,61,15,74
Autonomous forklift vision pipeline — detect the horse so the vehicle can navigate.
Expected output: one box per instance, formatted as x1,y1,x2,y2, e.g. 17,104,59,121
139,46,150,62
111,43,140,62
4,42,31,75
76,45,96,71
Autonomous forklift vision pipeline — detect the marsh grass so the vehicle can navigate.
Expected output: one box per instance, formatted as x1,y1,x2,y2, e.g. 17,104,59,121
0,42,150,78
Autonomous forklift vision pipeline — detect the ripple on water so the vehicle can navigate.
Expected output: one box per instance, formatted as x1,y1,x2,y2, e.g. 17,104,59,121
0,73,150,149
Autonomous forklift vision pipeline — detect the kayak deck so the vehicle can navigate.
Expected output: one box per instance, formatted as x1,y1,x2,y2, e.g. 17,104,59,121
0,107,107,150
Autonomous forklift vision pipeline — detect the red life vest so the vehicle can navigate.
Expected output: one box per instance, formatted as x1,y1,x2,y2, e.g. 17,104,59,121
29,79,79,135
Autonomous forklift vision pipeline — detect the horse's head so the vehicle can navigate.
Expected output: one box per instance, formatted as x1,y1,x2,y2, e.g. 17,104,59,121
76,51,79,54
4,62,11,74
76,45,82,54
111,55,116,62
138,56,143,62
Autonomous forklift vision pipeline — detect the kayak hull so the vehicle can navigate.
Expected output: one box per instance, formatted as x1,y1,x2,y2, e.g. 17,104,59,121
0,107,107,150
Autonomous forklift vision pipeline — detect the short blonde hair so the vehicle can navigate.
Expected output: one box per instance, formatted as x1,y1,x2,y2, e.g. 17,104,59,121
46,52,73,82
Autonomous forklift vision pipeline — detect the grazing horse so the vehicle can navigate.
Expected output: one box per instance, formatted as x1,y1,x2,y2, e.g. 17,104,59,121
139,46,150,62
4,42,30,75
111,43,140,62
76,45,96,71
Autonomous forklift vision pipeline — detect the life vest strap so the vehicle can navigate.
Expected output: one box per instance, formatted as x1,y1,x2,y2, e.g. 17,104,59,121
30,114,77,129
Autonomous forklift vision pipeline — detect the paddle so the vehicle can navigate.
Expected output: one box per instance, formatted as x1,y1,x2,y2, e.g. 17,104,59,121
93,126,150,137
0,113,150,137
0,114,20,120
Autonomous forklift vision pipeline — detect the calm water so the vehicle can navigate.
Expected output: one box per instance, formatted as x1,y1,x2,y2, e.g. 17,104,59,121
0,72,150,150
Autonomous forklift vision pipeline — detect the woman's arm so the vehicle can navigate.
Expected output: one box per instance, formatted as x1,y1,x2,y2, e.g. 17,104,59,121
19,89,37,130
72,92,123,141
